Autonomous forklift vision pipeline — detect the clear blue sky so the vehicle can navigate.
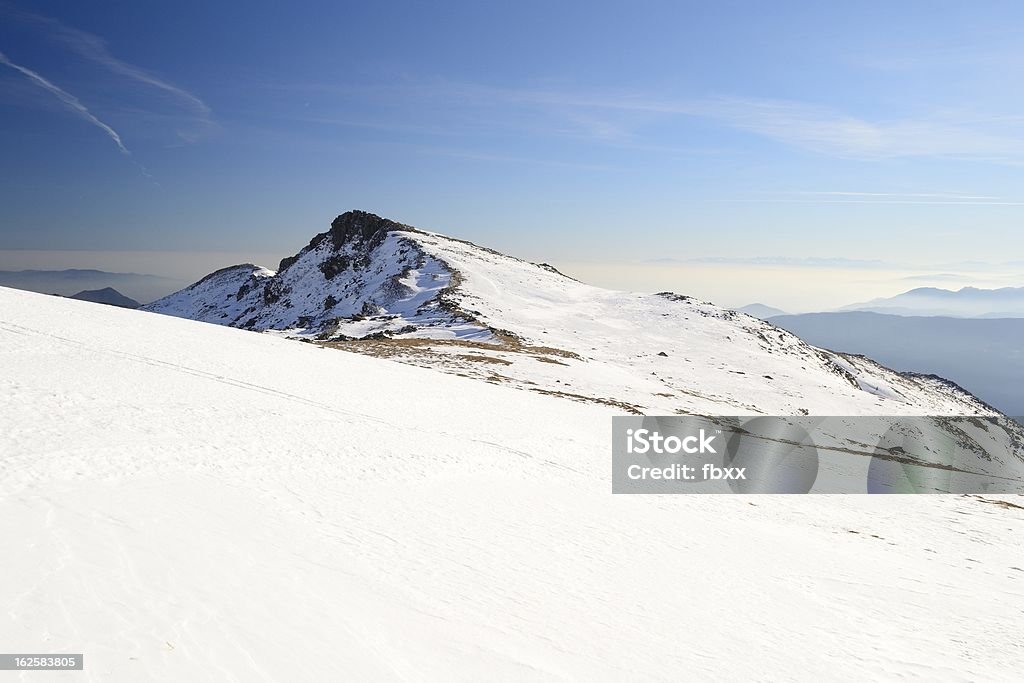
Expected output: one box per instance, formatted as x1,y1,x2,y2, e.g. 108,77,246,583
1,1,1022,307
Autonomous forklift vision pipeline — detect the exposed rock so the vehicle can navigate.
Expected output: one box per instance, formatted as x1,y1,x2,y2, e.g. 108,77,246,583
327,210,417,250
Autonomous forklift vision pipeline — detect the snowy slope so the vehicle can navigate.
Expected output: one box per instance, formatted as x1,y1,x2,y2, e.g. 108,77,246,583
144,212,491,341
146,211,996,416
2,286,1023,682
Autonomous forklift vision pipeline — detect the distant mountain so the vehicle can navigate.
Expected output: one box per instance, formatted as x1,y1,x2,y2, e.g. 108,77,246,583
0,269,181,304
737,303,787,319
770,311,1024,416
70,287,141,309
842,286,1024,318
142,210,994,417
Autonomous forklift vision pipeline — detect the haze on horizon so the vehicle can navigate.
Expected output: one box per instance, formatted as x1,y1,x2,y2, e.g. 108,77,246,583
1,0,1022,310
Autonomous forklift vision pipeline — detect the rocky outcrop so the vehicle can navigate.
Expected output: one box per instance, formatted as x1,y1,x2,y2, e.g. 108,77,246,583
142,211,487,341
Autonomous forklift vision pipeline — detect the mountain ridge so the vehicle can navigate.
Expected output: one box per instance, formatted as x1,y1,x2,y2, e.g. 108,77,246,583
144,210,998,417
769,311,1024,415
0,268,181,303
842,284,1024,318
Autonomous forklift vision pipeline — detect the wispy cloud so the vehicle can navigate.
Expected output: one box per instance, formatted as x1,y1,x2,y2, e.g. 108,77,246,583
694,96,1024,161
789,191,1000,200
901,273,972,283
678,256,892,269
701,197,1024,206
2,3,213,142
47,21,211,119
413,145,623,171
696,190,1024,206
296,79,1024,164
0,49,130,155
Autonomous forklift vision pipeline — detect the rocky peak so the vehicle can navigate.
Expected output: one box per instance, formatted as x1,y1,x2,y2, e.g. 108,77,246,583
278,210,416,273
328,210,415,249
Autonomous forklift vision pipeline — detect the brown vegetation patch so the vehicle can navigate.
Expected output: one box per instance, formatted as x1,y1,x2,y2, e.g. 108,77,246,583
969,495,1024,511
529,388,644,414
454,353,513,366
319,333,581,364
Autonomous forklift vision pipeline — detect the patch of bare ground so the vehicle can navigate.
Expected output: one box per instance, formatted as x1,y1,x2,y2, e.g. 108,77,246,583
315,334,643,413
968,495,1024,512
530,388,644,414
318,333,582,363
534,356,569,366
453,353,512,366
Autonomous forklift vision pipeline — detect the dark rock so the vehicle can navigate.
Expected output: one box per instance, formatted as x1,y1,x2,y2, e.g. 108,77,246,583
327,210,413,250
318,254,350,280
278,254,299,272
262,282,282,305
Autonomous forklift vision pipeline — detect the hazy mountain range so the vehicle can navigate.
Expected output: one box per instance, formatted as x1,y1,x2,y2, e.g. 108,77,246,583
737,287,1024,414
0,269,183,304
770,311,1024,416
841,286,1024,318
737,303,788,318
738,286,1024,321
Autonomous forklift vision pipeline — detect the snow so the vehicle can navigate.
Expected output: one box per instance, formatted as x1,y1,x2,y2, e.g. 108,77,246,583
827,353,906,401
142,263,275,325
398,230,994,416
144,230,493,342
143,215,997,417
2,286,1023,681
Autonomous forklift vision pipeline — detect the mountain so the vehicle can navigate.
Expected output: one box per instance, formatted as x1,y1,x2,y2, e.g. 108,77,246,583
769,311,1024,416
69,287,141,309
0,268,181,304
737,303,788,319
145,210,992,417
3,285,1022,680
842,286,1024,318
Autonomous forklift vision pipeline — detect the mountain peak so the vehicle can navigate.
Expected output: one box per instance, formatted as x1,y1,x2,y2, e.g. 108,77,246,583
329,210,416,247
142,212,999,417
69,287,141,309
276,210,418,273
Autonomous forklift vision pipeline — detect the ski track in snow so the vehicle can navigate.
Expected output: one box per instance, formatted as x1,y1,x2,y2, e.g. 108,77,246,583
2,287,1023,681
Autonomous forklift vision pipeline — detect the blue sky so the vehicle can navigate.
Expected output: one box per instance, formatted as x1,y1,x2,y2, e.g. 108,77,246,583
1,0,1022,308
